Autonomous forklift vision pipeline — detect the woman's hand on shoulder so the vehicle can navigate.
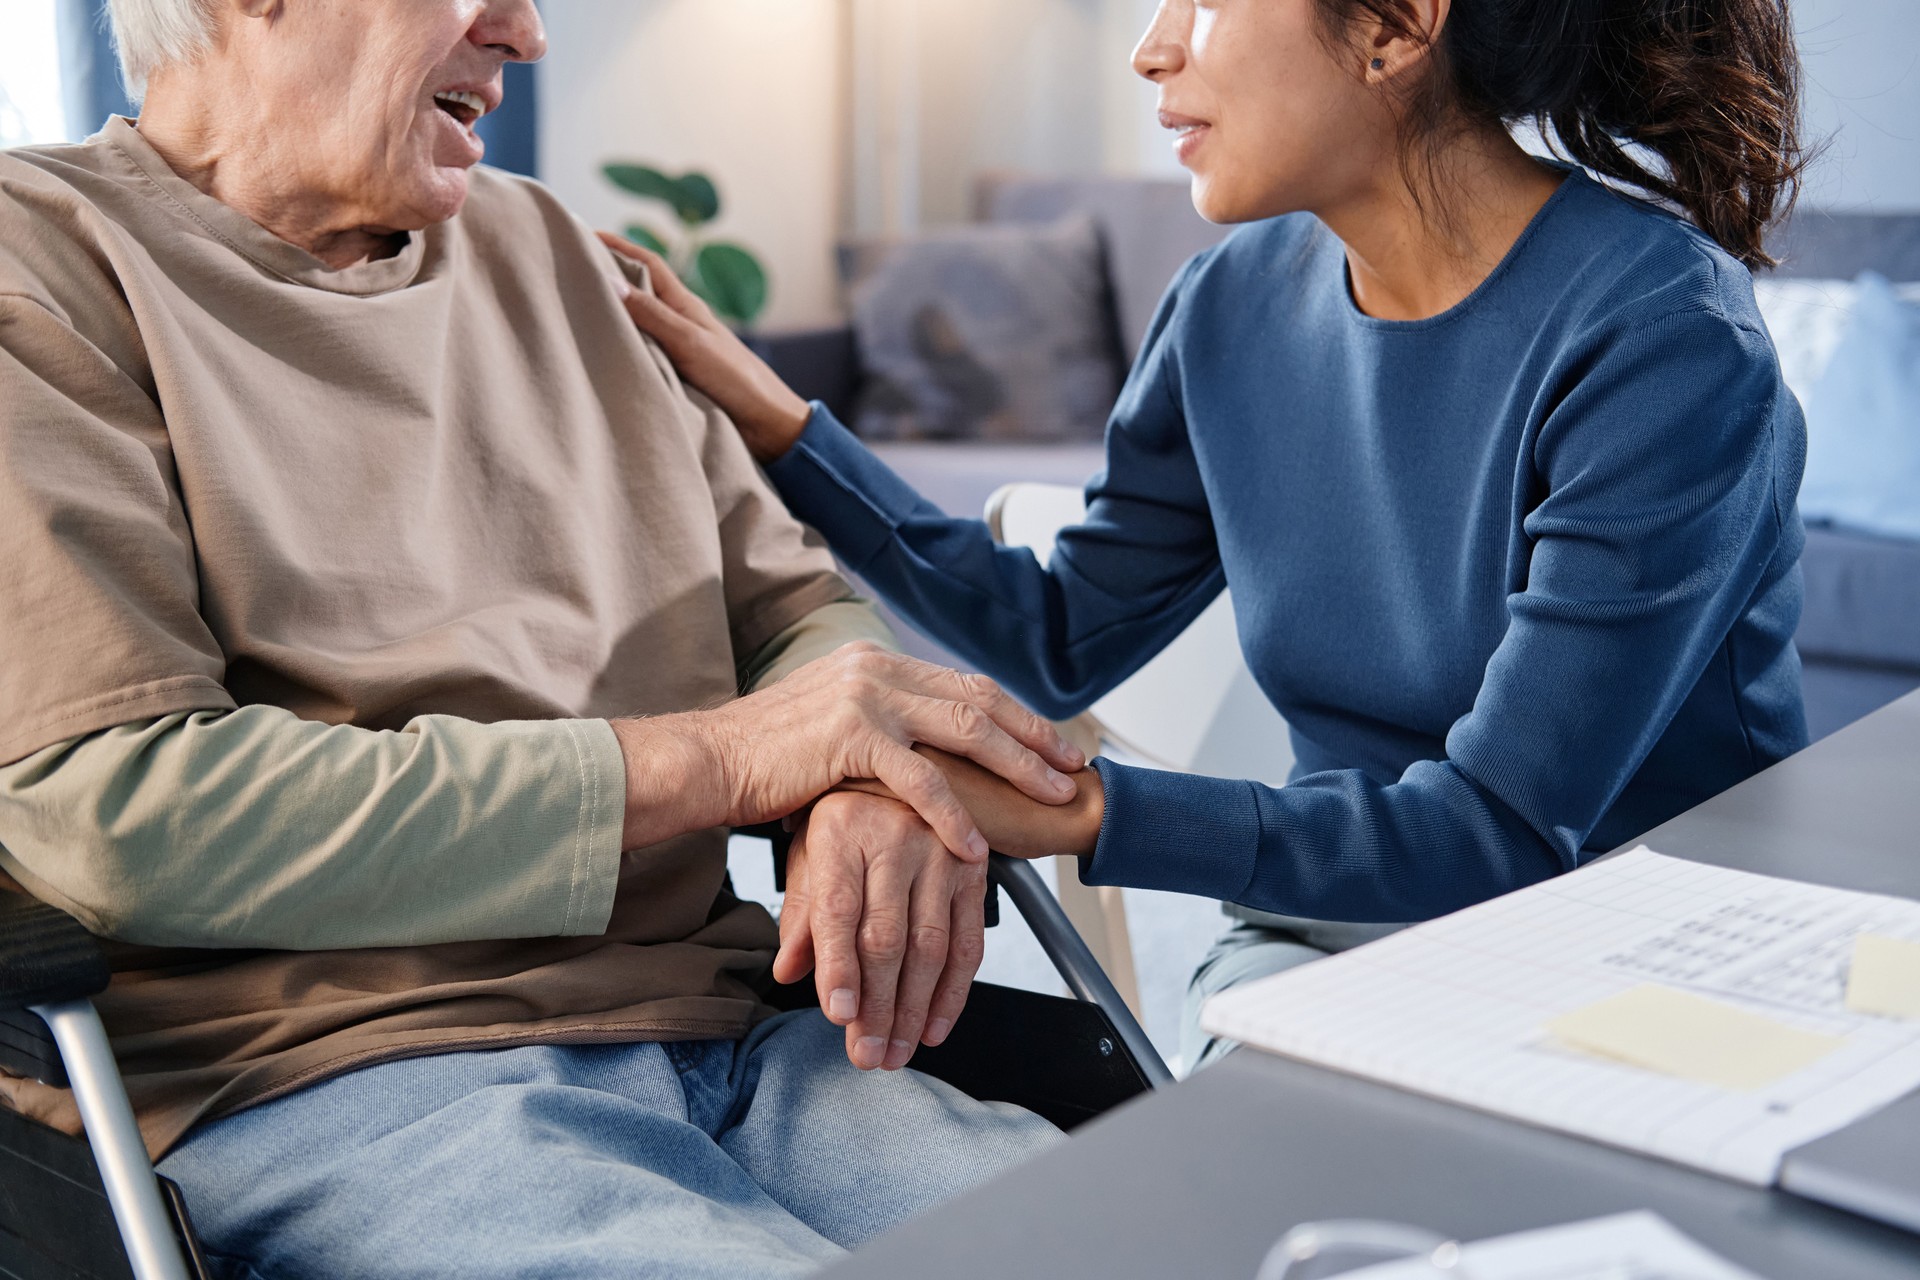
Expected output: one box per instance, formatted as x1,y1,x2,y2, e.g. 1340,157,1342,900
597,231,811,462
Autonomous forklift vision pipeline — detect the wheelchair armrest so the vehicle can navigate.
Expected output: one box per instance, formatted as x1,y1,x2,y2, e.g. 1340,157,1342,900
0,899,197,1278
0,894,110,1010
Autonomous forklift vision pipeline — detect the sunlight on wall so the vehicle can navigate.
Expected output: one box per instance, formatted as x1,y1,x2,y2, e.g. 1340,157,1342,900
0,0,69,147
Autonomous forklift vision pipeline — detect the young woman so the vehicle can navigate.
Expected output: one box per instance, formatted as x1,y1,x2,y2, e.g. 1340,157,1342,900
611,0,1811,1066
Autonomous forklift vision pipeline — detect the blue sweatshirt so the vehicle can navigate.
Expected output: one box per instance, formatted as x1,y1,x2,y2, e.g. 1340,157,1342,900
767,170,1808,923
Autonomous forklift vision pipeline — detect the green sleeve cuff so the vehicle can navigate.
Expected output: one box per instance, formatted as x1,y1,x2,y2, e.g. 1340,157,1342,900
560,717,627,936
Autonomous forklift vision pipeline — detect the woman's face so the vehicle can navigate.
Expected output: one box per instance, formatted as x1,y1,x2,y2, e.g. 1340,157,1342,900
233,0,545,232
1133,0,1397,224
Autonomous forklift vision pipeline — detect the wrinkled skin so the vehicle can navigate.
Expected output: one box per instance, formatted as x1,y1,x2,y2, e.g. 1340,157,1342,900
140,0,547,267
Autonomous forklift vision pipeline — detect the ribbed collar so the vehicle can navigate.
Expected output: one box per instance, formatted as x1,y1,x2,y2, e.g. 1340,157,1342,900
98,115,433,296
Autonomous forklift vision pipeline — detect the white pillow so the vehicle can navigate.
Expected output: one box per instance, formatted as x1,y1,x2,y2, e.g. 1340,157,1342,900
1793,274,1920,541
1752,277,1920,403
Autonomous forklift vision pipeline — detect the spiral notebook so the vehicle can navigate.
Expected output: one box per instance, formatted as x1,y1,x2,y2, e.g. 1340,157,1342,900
1199,847,1920,1186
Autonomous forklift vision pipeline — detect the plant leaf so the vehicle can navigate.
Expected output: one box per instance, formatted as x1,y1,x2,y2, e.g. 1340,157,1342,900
694,242,768,327
604,162,723,226
602,163,682,204
622,224,671,257
673,173,722,226
681,272,719,311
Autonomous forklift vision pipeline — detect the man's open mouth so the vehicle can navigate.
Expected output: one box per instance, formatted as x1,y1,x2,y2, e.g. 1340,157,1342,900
433,91,488,128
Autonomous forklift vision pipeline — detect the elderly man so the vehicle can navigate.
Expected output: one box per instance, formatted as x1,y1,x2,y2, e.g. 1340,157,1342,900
0,0,1099,1274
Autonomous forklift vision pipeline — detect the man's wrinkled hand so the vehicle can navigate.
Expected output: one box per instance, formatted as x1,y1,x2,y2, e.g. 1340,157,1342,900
611,642,1084,863
773,791,987,1072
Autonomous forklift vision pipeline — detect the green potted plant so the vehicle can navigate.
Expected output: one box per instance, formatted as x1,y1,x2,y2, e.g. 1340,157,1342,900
602,162,769,330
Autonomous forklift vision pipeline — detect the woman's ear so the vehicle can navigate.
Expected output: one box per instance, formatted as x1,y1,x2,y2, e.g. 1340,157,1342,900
1359,0,1451,83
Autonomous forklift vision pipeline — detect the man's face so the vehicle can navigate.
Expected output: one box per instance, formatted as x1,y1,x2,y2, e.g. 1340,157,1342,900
229,0,546,233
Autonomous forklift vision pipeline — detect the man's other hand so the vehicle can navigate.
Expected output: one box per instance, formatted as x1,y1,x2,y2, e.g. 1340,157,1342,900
773,791,986,1072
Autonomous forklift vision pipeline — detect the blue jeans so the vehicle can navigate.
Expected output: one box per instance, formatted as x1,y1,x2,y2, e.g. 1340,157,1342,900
157,1010,1060,1279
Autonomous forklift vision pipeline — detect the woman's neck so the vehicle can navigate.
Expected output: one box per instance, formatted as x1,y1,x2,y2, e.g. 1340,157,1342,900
1322,126,1566,322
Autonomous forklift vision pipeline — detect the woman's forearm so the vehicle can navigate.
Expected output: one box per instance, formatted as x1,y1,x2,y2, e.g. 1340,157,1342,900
762,408,1228,723
842,746,1105,859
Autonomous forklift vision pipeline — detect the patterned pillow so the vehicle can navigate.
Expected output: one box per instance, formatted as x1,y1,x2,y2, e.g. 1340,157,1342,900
840,216,1122,443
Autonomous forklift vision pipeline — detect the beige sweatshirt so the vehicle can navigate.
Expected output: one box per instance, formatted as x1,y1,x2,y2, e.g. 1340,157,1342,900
0,118,873,1157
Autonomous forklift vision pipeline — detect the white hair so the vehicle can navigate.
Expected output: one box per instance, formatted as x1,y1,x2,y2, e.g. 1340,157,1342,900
107,0,217,103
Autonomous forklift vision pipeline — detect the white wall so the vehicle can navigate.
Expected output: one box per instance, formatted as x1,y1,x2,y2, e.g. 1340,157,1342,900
844,0,1157,233
537,0,847,330
910,0,1107,226
1795,0,1920,211
0,0,67,147
907,0,1179,224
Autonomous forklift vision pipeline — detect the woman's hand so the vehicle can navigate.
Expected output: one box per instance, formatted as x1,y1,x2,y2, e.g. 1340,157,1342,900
597,231,812,462
774,791,988,1070
838,745,1107,860
612,643,1085,863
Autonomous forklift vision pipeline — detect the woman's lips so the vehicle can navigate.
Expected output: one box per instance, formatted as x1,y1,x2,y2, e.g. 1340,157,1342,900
1174,123,1210,166
1159,110,1212,167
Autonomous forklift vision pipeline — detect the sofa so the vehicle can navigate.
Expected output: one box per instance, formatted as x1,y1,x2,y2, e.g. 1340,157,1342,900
762,176,1920,744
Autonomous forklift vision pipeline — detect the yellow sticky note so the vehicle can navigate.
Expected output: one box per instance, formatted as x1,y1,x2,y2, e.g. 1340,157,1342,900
1846,934,1920,1020
1547,984,1844,1091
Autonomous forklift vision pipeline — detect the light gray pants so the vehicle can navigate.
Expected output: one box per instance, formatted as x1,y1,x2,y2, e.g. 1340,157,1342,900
1181,909,1408,1073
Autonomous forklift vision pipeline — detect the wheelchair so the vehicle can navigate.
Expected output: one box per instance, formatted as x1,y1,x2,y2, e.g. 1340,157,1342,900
0,824,1170,1279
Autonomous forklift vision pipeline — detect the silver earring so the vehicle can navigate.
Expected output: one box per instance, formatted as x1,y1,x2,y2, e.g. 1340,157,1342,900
1371,58,1385,70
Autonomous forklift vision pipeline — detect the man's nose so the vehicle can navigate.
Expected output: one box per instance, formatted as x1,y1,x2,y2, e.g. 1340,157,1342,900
477,0,548,64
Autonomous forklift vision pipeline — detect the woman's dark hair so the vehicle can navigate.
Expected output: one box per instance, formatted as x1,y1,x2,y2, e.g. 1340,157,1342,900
1318,0,1810,268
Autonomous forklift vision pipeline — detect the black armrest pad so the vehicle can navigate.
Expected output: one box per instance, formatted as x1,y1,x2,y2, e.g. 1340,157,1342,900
0,895,110,1010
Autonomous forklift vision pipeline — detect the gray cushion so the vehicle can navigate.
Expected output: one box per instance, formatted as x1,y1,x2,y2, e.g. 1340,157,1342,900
1796,525,1920,670
841,216,1122,443
977,175,1230,357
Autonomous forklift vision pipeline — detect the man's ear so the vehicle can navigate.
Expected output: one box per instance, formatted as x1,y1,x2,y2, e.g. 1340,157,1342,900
1358,0,1451,84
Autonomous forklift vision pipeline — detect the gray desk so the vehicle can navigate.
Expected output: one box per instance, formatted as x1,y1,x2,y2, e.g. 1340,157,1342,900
827,691,1920,1279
